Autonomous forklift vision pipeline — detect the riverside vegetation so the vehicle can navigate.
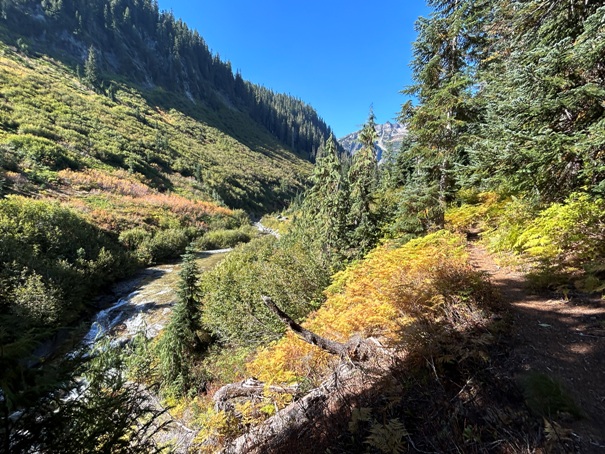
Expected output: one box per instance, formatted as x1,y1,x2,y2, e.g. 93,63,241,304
2,0,605,452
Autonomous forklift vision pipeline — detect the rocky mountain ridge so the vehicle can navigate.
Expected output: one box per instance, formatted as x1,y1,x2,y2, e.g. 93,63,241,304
338,121,407,160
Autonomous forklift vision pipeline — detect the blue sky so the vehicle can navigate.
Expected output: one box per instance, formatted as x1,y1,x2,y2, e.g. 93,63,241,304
157,1,430,138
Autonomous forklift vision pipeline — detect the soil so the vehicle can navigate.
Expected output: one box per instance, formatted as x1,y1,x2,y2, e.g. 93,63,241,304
468,240,605,452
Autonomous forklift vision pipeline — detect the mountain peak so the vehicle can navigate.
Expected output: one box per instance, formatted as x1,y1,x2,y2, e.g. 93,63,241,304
338,122,407,160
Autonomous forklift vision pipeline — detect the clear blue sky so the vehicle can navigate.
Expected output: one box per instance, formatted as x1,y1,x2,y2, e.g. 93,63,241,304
157,1,430,138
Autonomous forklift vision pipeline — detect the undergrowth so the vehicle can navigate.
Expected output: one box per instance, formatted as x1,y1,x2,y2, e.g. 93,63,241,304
193,231,540,451
247,230,478,384
447,191,605,293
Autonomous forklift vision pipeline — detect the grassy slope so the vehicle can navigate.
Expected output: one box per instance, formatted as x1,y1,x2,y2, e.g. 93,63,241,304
0,36,312,215
0,35,312,373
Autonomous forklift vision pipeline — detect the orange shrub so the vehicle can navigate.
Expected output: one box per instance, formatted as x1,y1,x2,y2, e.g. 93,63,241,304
247,231,472,384
57,169,233,232
58,169,151,197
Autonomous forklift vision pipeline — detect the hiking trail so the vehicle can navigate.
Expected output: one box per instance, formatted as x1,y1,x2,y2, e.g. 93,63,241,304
468,240,605,452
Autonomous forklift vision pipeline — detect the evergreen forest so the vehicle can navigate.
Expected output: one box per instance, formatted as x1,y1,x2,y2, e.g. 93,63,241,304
1,0,604,452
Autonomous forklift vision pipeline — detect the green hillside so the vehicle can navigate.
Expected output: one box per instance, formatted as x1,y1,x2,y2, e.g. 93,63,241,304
0,0,335,161
0,2,322,442
0,39,313,212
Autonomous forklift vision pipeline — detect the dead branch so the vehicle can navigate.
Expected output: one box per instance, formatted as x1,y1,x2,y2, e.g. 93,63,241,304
213,378,299,412
261,295,346,356
206,297,398,453
220,346,399,454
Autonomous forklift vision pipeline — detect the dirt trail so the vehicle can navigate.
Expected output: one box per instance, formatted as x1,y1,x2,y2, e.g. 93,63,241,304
467,242,605,452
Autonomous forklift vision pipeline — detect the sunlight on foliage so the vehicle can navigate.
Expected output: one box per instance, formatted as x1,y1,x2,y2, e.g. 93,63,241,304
247,231,483,384
200,236,328,347
515,194,604,263
480,193,605,291
445,191,506,233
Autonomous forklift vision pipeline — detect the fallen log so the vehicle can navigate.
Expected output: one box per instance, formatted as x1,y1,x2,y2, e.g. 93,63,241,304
214,296,400,454
213,378,299,412
261,295,346,356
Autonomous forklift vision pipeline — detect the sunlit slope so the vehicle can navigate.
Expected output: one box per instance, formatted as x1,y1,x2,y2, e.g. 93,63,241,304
0,41,312,212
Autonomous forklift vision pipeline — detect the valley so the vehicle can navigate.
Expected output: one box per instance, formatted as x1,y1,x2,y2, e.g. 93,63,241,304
1,0,605,452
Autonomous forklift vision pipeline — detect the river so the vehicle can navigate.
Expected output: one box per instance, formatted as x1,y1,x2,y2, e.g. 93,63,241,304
82,249,230,347
73,249,230,452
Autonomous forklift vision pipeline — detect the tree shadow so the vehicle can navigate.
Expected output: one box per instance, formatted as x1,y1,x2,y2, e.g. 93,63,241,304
477,263,605,452
223,272,548,453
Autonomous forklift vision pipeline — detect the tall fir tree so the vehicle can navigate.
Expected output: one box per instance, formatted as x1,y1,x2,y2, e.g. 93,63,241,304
293,135,349,270
469,0,605,199
347,110,379,257
156,248,207,396
83,45,100,89
401,0,489,228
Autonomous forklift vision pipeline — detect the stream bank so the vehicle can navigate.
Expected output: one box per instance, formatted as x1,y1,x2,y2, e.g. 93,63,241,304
82,249,230,347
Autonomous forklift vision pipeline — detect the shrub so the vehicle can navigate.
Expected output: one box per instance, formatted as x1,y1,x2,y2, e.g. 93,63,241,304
2,134,79,170
200,236,328,347
514,193,605,262
207,209,250,230
483,197,539,253
118,227,151,251
196,227,255,250
0,195,134,334
513,193,605,291
445,192,506,233
247,231,495,384
11,270,63,326
138,227,197,264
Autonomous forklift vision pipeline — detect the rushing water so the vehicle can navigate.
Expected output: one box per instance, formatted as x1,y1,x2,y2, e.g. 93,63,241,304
81,249,229,349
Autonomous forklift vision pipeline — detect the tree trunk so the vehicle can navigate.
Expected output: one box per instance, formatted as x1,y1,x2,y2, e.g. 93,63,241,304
219,339,398,454
261,296,346,356
208,297,400,454
213,378,299,412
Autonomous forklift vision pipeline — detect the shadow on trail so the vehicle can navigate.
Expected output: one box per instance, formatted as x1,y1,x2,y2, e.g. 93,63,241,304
474,245,605,452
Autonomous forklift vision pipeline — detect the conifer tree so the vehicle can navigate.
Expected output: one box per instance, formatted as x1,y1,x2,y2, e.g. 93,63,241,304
5,345,165,452
347,110,379,256
469,1,605,199
157,248,207,395
294,135,349,269
83,45,100,89
401,0,489,228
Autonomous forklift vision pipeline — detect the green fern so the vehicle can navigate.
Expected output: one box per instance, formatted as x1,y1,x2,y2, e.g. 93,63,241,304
364,418,408,454
348,407,372,433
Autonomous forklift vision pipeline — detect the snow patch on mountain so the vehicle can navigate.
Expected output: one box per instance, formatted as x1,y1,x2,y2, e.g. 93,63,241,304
338,121,407,161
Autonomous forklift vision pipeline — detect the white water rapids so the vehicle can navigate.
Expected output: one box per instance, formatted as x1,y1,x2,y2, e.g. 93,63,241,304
81,249,231,349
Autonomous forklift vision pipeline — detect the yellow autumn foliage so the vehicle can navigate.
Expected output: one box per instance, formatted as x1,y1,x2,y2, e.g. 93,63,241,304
445,191,506,232
248,230,472,384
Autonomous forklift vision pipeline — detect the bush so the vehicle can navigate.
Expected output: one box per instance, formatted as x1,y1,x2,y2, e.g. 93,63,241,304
11,270,63,326
483,197,539,253
445,192,506,233
0,195,134,336
247,231,495,384
196,227,255,250
514,193,605,262
472,192,605,291
513,193,605,291
118,227,151,251
2,134,79,170
137,227,197,264
200,235,329,346
207,209,250,230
